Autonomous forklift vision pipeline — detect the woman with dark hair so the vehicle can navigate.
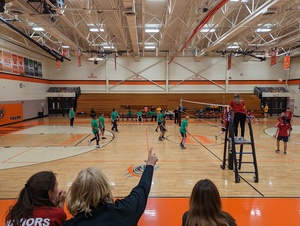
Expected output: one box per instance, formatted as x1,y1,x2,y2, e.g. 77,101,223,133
6,171,67,226
182,179,236,226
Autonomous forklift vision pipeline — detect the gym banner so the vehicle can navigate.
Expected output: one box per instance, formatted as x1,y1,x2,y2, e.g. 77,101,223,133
270,48,277,67
284,54,291,70
0,103,23,126
24,57,29,75
3,51,12,72
227,54,232,70
56,60,60,70
18,55,24,75
0,48,43,77
0,50,3,71
12,54,18,74
77,49,82,67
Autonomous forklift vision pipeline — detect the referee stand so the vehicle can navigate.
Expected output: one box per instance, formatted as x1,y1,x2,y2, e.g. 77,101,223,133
221,111,259,183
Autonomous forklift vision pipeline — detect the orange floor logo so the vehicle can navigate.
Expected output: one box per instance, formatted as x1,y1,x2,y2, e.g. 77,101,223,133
125,164,159,178
180,134,214,144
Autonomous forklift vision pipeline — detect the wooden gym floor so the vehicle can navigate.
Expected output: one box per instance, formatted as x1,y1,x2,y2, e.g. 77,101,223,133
0,115,300,226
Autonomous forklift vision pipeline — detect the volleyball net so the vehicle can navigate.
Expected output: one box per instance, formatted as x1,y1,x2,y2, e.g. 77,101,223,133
179,99,231,126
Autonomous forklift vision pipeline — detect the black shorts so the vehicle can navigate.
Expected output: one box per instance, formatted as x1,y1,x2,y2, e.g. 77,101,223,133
180,132,186,138
100,126,105,132
277,136,288,142
160,126,166,132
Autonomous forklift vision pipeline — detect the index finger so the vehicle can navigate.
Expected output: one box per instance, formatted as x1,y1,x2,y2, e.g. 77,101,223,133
149,147,153,154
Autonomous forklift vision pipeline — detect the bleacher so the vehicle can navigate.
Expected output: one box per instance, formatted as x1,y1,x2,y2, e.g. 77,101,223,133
76,93,262,118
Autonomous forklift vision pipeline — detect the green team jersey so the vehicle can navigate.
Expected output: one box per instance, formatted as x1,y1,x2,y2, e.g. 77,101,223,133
69,110,75,118
91,119,99,133
99,116,105,128
137,111,142,116
180,119,188,133
157,113,164,123
111,111,117,121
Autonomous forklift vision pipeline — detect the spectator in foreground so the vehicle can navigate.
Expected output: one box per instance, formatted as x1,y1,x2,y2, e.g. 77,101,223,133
182,179,236,226
63,148,158,226
6,171,67,226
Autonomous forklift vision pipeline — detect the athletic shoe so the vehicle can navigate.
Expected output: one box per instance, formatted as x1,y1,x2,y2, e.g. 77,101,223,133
95,145,101,148
88,140,91,146
155,129,158,132
162,136,166,139
102,137,106,139
181,146,186,149
215,135,217,140
158,137,162,141
283,152,287,155
275,149,280,153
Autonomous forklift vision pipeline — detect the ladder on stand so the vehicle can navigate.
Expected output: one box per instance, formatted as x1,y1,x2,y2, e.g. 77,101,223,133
220,114,259,183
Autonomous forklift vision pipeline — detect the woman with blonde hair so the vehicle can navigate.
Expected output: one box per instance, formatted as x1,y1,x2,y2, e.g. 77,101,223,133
182,179,236,226
63,148,158,226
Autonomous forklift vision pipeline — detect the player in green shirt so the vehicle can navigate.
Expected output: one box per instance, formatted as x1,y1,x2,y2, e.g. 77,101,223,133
137,109,143,122
111,108,119,132
88,113,101,148
155,110,164,132
69,107,75,127
179,116,189,149
127,110,133,121
98,112,106,139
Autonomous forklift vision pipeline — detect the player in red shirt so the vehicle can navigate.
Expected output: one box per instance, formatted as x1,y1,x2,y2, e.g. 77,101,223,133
229,93,247,140
275,112,285,127
285,107,293,130
215,107,228,140
274,115,291,155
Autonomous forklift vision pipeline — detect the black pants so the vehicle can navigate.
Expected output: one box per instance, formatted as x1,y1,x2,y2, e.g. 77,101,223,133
233,112,246,137
111,120,118,132
174,114,179,124
91,131,100,145
70,117,74,127
287,119,292,129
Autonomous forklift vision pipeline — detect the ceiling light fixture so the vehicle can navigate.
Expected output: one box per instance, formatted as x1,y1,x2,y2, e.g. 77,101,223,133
103,46,114,49
32,27,44,31
88,57,104,61
200,28,215,33
255,28,271,32
145,28,159,33
89,28,104,32
227,45,240,49
145,46,156,49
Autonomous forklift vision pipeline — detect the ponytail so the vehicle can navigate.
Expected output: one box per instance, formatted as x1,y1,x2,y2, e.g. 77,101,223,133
6,171,56,225
281,115,287,125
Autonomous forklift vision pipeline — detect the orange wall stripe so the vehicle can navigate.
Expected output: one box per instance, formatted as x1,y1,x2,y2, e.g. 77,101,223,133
2,72,300,86
1,198,300,226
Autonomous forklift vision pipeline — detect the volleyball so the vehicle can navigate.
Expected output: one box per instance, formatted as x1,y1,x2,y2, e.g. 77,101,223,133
278,78,283,82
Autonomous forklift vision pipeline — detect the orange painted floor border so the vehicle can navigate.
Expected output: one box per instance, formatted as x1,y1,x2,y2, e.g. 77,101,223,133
1,197,299,226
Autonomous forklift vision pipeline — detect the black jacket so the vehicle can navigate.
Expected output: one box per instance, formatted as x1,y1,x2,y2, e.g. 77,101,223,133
63,165,154,226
